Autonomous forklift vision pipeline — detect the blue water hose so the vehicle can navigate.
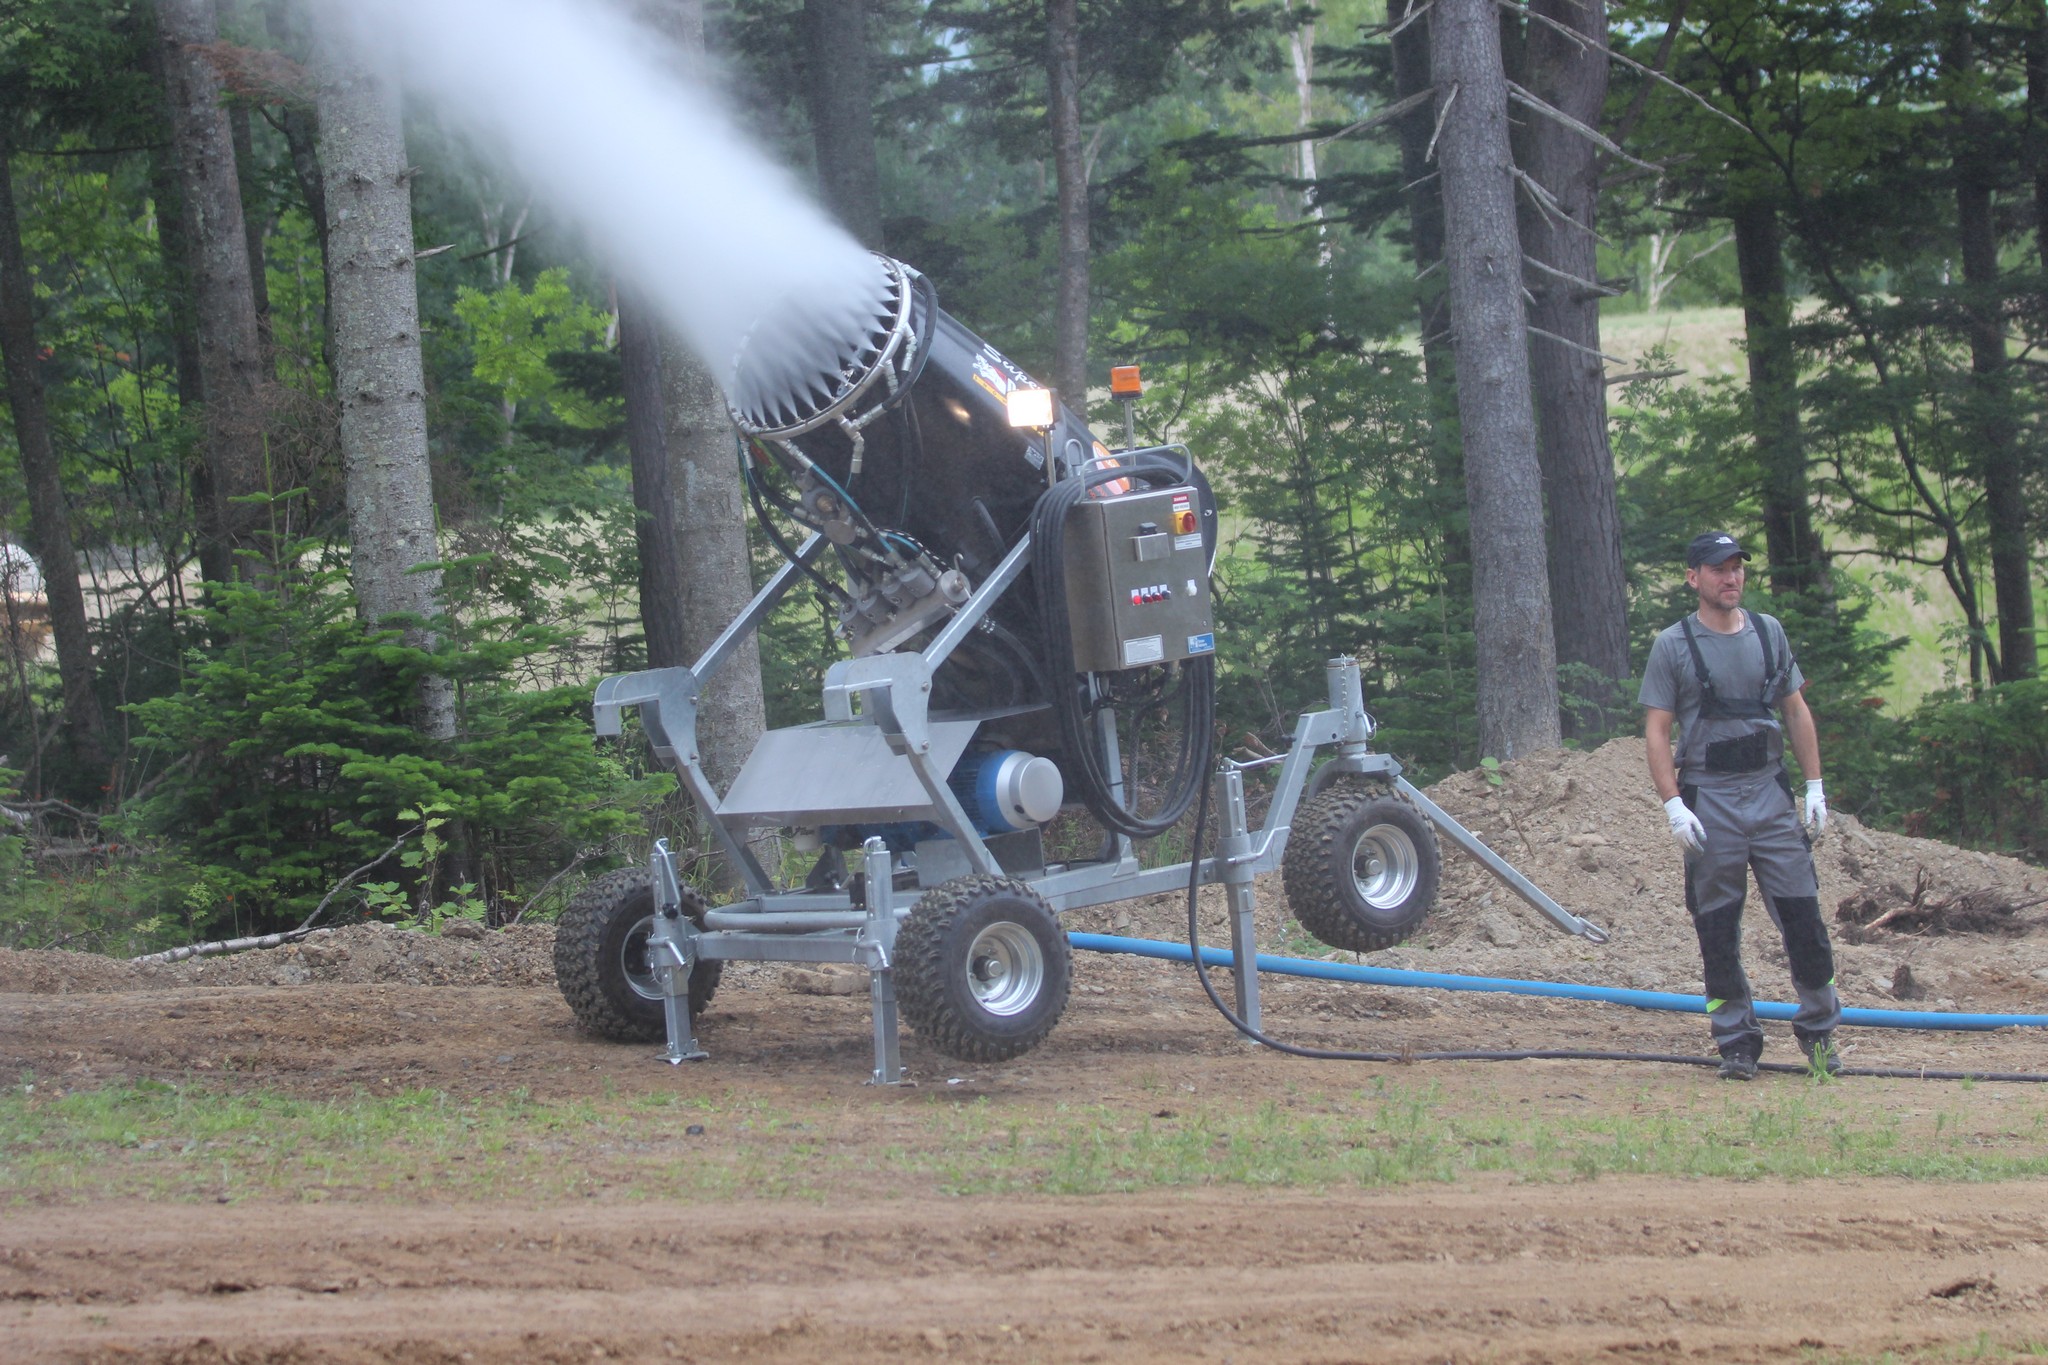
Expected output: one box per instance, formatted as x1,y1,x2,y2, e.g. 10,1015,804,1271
1068,932,2048,1031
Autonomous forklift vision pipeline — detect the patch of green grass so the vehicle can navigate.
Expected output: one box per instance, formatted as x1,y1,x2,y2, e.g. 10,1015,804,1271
8,1072,2048,1205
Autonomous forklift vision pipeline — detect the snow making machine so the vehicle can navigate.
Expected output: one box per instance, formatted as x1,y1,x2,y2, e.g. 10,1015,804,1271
555,255,1609,1080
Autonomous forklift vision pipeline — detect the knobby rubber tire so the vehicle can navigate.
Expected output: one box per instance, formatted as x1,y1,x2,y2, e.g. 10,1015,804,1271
896,874,1072,1063
1282,781,1440,953
554,866,723,1043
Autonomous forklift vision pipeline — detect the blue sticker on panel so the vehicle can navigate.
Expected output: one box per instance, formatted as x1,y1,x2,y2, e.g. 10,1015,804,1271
1187,632,1215,655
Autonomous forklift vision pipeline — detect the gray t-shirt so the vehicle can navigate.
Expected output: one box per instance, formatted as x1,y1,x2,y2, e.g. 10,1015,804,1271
1638,611,1805,787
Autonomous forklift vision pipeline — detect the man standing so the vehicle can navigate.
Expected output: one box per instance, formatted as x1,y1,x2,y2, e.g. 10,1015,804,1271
1640,532,1838,1080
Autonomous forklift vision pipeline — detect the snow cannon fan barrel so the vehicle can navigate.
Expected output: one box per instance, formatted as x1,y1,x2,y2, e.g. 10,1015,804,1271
729,255,1121,657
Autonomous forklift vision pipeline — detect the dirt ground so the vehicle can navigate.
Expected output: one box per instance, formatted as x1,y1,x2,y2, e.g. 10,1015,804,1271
5,739,2048,1363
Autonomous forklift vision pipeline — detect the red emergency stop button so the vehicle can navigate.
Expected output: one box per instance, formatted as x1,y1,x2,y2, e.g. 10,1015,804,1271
1173,508,1197,536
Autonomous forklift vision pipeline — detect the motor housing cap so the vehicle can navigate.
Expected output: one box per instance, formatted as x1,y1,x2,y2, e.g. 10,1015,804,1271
953,749,1064,834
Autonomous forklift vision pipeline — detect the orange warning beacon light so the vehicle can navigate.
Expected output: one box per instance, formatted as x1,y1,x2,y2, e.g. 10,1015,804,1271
1109,365,1143,397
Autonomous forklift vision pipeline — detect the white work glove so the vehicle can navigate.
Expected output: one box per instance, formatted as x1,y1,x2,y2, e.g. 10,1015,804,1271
1663,795,1705,853
1804,779,1828,836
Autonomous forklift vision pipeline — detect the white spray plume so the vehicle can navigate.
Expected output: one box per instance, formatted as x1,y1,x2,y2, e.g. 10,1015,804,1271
311,0,883,392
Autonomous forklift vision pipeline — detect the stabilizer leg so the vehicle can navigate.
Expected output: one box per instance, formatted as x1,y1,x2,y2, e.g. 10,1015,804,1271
861,837,905,1085
1219,766,1262,1035
649,839,708,1064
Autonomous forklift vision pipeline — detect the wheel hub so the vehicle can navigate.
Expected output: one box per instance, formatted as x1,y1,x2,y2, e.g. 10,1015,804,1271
964,921,1044,1017
1351,822,1421,910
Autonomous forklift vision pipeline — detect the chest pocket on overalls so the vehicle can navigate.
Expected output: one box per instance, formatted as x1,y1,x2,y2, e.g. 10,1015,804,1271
1682,617,1776,773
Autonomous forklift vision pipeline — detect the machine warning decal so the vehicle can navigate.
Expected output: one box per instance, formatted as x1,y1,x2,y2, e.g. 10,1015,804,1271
1187,632,1216,655
1122,635,1166,667
970,345,1034,404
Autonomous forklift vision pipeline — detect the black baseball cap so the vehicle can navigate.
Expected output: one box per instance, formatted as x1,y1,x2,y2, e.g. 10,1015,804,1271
1686,532,1750,568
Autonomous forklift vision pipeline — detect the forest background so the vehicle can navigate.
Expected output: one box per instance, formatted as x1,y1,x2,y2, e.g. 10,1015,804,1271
0,0,2042,953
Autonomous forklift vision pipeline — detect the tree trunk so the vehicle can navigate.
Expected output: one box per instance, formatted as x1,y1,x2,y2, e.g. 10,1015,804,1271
1390,0,1469,579
619,289,689,671
264,0,330,361
1516,0,1628,735
1047,0,1088,417
627,0,767,795
157,0,270,579
2029,0,2048,278
141,38,224,593
1730,198,1824,595
1956,178,2034,680
313,45,456,742
660,338,764,791
803,0,883,249
1430,0,1560,761
0,138,108,772
227,99,272,355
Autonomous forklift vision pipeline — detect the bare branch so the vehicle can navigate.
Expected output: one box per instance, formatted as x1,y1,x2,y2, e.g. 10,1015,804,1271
129,928,337,967
1497,0,1748,135
1505,80,1662,174
1513,169,1615,246
508,848,595,926
1523,252,1629,297
1424,83,1460,164
292,826,419,935
1606,0,1691,151
1415,256,1444,281
1402,170,1440,195
1317,87,1437,146
1383,0,1436,41
1526,324,1625,367
1605,368,1685,385
126,825,419,966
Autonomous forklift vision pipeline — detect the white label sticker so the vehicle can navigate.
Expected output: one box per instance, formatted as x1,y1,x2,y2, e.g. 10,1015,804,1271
1122,635,1166,666
1173,533,1204,551
1185,578,1199,596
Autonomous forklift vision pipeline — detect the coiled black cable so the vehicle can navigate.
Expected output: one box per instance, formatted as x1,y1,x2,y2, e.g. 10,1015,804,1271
1177,771,2048,1083
1029,450,1216,839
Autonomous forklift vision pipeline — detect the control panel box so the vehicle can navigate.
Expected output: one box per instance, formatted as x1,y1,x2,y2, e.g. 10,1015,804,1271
1061,484,1215,673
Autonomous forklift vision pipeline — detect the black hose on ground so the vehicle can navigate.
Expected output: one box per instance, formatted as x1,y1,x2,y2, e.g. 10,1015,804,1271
1177,769,2048,1084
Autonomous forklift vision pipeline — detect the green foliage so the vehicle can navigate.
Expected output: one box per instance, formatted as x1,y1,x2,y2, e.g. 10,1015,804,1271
1887,679,2048,862
120,538,668,934
452,267,621,433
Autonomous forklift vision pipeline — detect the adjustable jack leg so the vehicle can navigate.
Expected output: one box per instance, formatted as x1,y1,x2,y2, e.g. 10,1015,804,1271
1218,765,1262,1036
653,934,708,1065
649,838,708,1064
860,837,905,1085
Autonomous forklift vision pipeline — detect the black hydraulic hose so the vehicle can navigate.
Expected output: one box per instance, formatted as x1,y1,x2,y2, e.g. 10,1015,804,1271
1177,771,2048,1084
742,445,854,610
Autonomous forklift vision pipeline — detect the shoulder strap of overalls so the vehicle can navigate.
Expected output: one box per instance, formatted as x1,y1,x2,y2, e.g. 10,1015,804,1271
1679,615,1720,704
1749,611,1778,704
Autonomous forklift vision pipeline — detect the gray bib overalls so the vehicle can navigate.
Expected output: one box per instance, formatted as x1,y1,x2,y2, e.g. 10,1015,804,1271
1671,615,1840,1062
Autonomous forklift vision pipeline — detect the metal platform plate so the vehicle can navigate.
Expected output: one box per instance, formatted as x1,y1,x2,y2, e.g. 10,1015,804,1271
718,720,981,824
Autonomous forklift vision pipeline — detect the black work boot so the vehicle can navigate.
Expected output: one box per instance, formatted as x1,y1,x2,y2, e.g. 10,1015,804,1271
1800,1034,1842,1077
1717,1052,1758,1081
